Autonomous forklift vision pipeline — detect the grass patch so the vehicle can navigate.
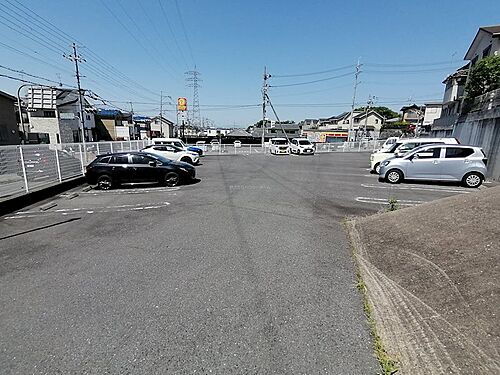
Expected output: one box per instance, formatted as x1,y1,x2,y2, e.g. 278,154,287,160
356,270,399,375
387,197,399,212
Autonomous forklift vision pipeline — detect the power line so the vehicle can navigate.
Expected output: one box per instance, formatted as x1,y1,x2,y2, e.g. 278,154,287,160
0,64,73,87
157,0,189,69
364,67,462,74
365,60,461,67
0,72,55,86
272,64,355,78
269,71,353,88
0,2,160,101
135,0,184,69
99,0,177,81
173,0,195,66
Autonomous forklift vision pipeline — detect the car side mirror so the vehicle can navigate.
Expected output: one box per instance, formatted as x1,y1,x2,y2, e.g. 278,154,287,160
149,161,157,167
410,154,419,161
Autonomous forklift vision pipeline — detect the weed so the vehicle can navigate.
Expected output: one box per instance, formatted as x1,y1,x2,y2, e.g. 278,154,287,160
387,197,399,212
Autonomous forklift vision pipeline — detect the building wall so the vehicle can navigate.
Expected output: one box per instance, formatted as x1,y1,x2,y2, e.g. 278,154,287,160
0,95,20,145
423,106,443,126
353,113,384,131
468,31,500,65
28,110,61,144
101,119,118,140
453,108,500,181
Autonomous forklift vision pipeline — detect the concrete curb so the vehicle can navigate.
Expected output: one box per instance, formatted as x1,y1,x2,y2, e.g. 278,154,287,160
0,176,85,217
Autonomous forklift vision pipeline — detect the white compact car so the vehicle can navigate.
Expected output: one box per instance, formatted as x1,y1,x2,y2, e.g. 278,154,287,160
370,137,459,174
269,138,290,155
141,144,199,165
289,138,315,155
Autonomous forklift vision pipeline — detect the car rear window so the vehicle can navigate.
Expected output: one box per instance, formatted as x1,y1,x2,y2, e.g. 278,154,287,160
445,147,474,158
110,155,129,164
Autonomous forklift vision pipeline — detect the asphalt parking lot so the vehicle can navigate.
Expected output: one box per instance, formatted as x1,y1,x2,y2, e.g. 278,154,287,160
0,152,480,374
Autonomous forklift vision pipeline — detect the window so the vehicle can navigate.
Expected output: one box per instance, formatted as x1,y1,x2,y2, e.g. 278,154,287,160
375,119,379,124
110,155,129,164
131,154,152,164
86,114,91,120
43,110,56,118
56,134,60,144
98,156,112,164
483,45,492,58
416,148,441,159
445,147,474,158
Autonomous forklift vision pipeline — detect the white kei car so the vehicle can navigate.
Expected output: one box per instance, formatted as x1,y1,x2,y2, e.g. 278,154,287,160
289,138,315,155
141,144,200,165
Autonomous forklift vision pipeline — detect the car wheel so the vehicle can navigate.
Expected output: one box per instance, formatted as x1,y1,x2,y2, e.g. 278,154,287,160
180,156,193,164
462,172,482,188
164,172,180,187
386,169,403,184
374,163,381,174
97,174,113,190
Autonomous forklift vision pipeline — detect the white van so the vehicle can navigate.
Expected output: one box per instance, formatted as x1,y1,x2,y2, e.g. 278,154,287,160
370,137,459,174
376,137,399,152
269,138,290,155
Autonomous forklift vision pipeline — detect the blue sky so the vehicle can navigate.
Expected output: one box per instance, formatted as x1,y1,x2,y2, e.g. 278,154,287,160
0,0,499,127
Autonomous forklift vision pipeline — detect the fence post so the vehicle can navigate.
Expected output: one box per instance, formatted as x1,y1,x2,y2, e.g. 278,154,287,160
55,148,62,182
249,144,252,154
96,142,100,155
129,140,132,150
19,146,29,193
121,142,124,151
79,143,85,175
110,142,113,153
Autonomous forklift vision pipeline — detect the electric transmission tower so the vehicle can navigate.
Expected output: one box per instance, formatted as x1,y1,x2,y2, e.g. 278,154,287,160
185,67,202,128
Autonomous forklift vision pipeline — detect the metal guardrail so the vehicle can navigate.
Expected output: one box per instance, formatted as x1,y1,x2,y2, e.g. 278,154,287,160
0,140,383,200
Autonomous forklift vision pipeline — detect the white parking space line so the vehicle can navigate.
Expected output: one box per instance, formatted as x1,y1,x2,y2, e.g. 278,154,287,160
79,186,180,195
4,202,171,220
356,197,424,206
361,183,471,194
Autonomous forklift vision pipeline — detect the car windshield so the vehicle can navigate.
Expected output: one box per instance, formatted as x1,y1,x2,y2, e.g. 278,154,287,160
173,141,185,148
273,139,288,145
298,140,311,145
387,142,403,153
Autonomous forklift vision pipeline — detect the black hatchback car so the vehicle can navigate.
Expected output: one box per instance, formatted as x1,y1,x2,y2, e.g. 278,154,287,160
85,152,195,189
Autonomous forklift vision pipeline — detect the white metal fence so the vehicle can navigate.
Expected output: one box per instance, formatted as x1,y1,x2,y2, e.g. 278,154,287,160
0,140,151,199
190,140,385,155
0,140,383,200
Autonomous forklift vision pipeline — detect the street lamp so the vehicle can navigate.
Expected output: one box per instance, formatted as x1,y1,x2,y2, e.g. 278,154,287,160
17,84,31,143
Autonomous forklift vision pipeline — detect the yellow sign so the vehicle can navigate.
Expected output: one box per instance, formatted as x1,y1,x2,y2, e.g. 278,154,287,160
177,97,187,111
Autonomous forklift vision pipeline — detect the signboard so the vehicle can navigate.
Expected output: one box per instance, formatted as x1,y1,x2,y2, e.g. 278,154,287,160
177,97,187,111
59,112,75,120
27,87,57,110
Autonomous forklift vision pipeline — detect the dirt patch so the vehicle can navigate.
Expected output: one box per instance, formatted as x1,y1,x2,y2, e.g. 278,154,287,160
347,187,500,374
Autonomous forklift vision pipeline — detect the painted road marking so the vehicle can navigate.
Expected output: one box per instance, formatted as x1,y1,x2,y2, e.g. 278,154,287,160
79,186,180,195
4,202,171,220
361,183,470,194
356,197,424,206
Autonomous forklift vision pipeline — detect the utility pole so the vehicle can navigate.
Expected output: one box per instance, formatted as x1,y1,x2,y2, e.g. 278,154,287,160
262,66,270,149
64,43,86,149
348,58,362,142
363,95,374,138
185,67,202,129
129,101,135,139
160,91,163,137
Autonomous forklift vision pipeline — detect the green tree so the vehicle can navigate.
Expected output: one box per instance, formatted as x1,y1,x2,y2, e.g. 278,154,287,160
465,55,500,100
355,106,399,120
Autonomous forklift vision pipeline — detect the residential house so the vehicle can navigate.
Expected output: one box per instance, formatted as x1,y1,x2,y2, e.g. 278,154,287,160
250,122,301,139
400,104,424,126
26,87,96,144
430,66,469,136
0,90,21,145
464,25,500,67
95,109,133,141
132,116,151,139
150,115,175,138
421,102,443,133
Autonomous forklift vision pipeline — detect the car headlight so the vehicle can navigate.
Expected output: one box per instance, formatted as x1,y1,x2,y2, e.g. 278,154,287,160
381,160,391,167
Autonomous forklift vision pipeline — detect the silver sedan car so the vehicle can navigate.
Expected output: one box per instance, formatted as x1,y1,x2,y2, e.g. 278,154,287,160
378,144,488,188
